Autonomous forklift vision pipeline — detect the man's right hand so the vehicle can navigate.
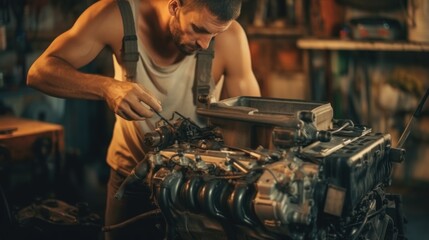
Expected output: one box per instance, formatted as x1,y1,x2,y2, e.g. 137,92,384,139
103,80,162,121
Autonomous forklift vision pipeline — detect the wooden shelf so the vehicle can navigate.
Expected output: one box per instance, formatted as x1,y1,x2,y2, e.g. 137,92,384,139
246,26,306,38
297,38,429,52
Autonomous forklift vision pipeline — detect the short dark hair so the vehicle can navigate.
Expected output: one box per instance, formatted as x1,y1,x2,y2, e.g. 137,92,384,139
180,0,242,22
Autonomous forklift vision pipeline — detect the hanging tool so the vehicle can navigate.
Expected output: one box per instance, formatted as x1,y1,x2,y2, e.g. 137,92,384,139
396,88,429,148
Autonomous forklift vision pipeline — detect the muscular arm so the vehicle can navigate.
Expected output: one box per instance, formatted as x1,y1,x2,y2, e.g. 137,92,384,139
215,21,261,99
27,0,161,120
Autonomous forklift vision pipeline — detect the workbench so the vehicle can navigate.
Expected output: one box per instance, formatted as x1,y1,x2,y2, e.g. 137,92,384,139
0,116,64,194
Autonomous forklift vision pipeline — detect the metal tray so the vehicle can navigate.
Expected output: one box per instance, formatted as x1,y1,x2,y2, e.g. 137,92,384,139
197,96,333,130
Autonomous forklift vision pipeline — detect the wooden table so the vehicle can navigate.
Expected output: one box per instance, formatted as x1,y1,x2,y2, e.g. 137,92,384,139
0,116,65,190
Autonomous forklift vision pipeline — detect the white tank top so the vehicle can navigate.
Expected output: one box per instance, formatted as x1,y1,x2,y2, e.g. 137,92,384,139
106,0,213,174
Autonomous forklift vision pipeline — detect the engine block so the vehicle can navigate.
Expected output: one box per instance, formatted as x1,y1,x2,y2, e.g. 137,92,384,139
116,97,406,240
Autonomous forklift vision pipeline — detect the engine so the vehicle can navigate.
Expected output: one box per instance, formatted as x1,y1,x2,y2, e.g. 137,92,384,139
115,97,407,240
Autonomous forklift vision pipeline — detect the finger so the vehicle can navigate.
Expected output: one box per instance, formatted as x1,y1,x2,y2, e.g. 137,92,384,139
114,94,152,120
118,108,146,121
129,100,155,118
117,110,130,120
135,84,162,112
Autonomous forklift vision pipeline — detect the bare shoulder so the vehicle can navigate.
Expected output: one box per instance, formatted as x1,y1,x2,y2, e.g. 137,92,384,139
213,21,251,69
43,0,125,68
68,0,123,49
214,21,247,49
71,0,119,30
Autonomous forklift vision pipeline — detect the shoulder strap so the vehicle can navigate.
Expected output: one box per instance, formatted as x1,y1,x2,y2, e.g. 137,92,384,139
194,39,215,108
117,0,139,81
117,0,214,105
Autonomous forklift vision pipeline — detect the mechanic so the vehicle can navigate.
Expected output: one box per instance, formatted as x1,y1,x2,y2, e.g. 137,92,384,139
26,0,260,239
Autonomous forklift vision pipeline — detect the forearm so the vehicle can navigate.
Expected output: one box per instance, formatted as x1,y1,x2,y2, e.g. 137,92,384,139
27,55,112,100
27,54,162,120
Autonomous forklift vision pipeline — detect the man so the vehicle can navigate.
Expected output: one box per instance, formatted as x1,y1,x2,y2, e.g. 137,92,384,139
27,0,260,239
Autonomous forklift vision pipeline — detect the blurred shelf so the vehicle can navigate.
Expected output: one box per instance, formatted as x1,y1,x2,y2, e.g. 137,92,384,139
26,30,63,41
0,86,38,98
246,26,306,38
297,38,429,52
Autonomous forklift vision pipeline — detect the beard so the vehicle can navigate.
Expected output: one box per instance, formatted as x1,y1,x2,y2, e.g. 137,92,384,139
170,19,200,55
178,43,200,55
172,32,199,55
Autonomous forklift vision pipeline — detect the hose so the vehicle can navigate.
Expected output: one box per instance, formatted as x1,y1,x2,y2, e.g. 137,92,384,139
102,209,162,232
